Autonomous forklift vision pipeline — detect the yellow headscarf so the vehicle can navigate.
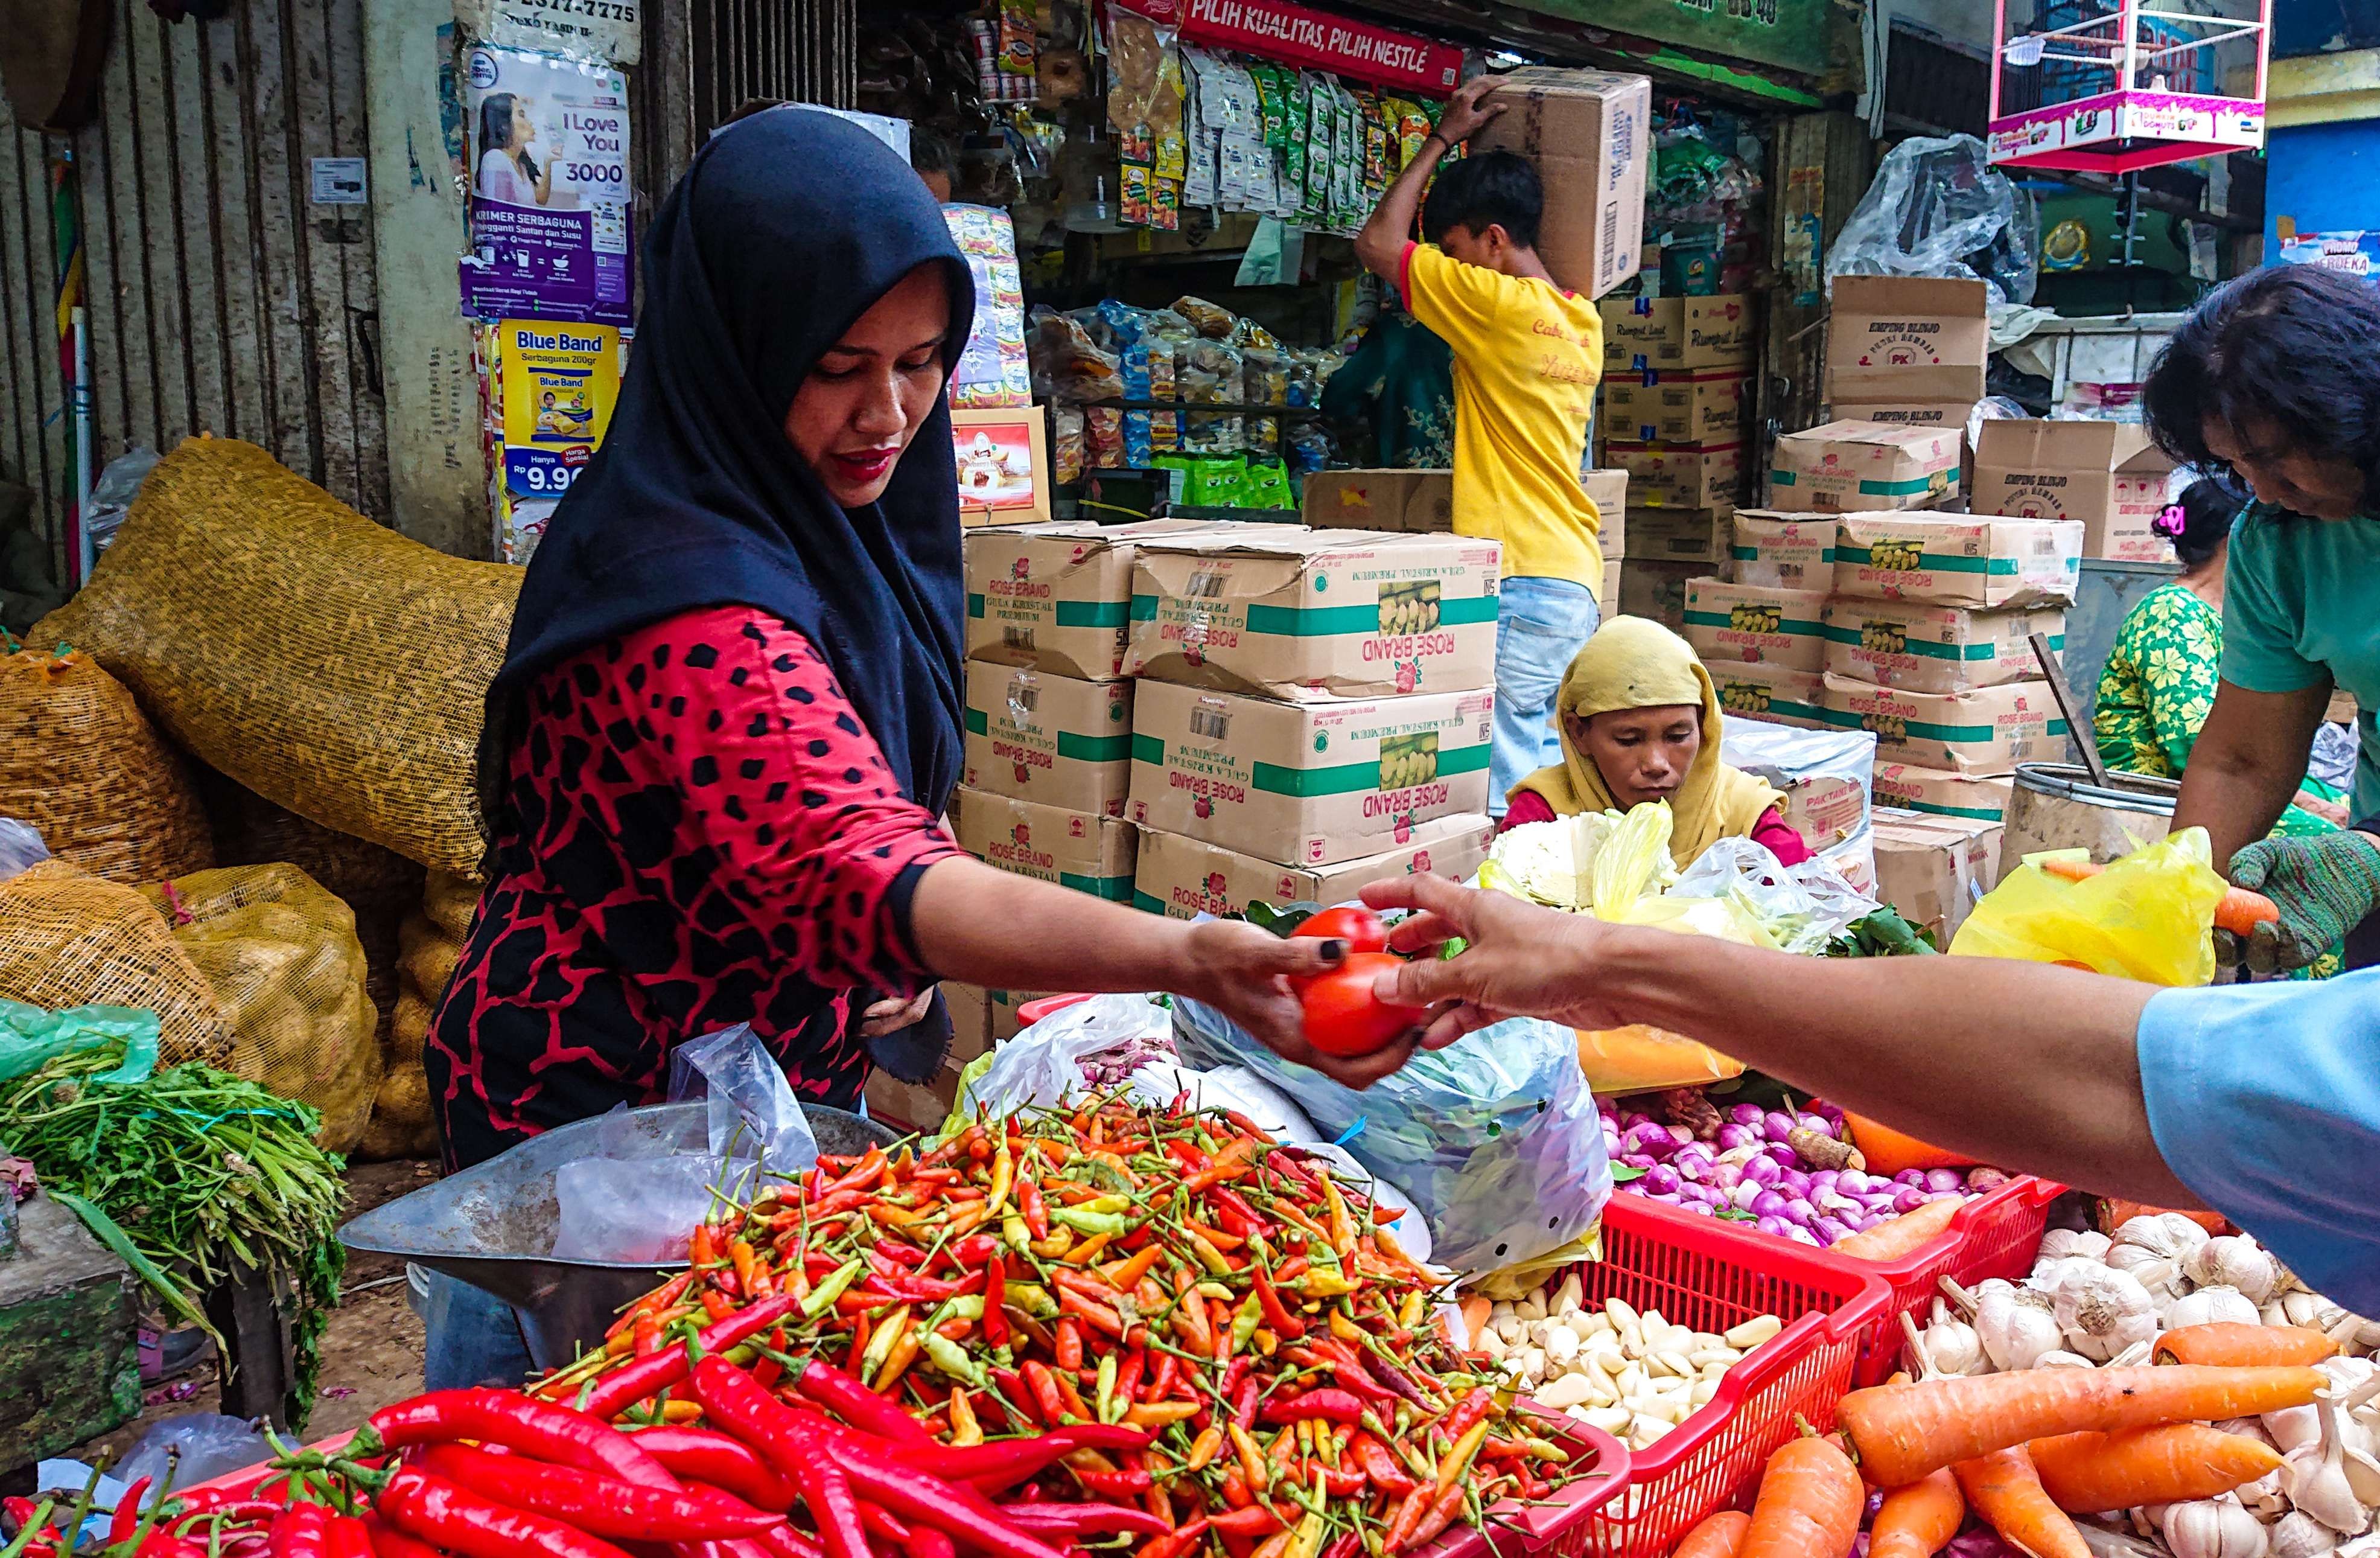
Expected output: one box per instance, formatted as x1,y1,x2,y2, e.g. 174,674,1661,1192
1510,615,1783,867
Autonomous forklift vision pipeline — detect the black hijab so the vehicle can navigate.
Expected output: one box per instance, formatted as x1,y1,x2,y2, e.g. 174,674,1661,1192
488,108,973,820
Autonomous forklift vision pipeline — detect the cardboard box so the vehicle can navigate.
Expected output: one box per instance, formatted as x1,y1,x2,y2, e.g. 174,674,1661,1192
1970,420,2181,563
1836,401,1978,438
1602,369,1750,445
1131,816,1495,919
1623,506,1735,564
1821,674,2068,774
864,1061,966,1131
1615,558,1702,631
1871,763,2016,822
1600,295,1757,372
941,981,993,1065
1683,577,1831,671
1871,811,2005,945
1303,469,1433,532
1600,558,1622,610
1778,769,1870,863
1707,659,1830,730
952,407,1053,526
1603,442,1743,509
1127,525,1501,698
1768,421,1960,514
965,519,1201,680
1476,69,1652,301
1729,511,1838,590
961,665,1134,816
1824,276,1992,406
951,786,1138,902
1821,599,2066,694
1832,514,2085,608
1583,469,1629,541
1127,679,1494,866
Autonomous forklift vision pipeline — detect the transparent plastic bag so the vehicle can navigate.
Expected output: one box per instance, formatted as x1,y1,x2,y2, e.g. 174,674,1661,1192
668,1023,819,1173
1722,715,1877,894
947,992,1172,1131
552,1154,733,1262
1827,134,2037,305
115,1416,269,1504
0,818,46,882
1589,805,1778,946
1670,839,1882,957
1169,1000,1610,1275
84,445,159,555
1949,829,2227,986
0,998,159,1085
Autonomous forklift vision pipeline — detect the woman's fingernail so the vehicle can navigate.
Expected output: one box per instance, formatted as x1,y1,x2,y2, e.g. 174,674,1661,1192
1319,939,1347,963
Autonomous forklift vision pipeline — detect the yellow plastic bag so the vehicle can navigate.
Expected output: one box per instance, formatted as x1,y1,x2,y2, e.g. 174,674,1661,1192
1949,829,2227,986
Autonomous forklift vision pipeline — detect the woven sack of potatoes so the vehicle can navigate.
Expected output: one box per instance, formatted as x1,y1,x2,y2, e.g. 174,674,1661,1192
142,864,380,1153
357,870,480,1161
0,859,232,1066
0,642,212,884
33,436,521,880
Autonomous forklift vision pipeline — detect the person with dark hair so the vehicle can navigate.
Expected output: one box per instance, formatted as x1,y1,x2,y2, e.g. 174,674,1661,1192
1352,75,1606,820
2092,476,2347,838
2139,264,2380,971
908,126,958,203
476,92,552,207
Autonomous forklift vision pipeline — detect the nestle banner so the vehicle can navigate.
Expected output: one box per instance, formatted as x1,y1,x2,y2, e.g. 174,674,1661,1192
1118,0,1462,95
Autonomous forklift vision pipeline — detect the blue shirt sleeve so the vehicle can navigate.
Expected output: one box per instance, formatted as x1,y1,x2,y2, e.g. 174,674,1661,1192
2138,968,2380,1311
2219,508,2329,695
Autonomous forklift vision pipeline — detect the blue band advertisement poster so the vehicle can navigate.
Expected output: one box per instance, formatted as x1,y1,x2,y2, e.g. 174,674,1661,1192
462,45,633,325
492,318,623,562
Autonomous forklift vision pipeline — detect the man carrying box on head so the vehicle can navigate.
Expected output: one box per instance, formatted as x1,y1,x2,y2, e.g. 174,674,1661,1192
1354,75,1606,817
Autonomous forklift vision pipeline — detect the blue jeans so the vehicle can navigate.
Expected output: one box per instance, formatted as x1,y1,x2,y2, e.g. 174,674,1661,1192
1491,576,1602,815
415,1268,535,1391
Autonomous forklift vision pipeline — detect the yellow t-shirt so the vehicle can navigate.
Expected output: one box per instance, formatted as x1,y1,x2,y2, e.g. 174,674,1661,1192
1400,241,1603,586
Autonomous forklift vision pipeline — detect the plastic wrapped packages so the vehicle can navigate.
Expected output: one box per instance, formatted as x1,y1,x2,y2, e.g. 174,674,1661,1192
1827,133,2038,305
947,993,1173,1125
1170,992,1611,1275
1171,295,1238,339
1051,406,1085,484
1721,715,1878,893
1026,307,1122,403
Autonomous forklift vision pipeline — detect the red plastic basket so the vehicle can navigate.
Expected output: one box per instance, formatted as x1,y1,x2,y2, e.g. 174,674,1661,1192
1014,994,1091,1027
1818,1175,2066,1385
1571,1195,1892,1558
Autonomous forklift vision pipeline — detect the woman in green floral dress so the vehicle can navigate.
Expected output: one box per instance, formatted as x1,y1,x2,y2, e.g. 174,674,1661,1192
2096,477,2349,839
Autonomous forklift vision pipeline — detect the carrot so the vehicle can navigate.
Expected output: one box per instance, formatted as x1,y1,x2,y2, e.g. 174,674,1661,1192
1840,1114,1973,1178
1868,1469,1963,1558
2027,1425,2283,1513
2154,1323,2339,1367
1836,1365,2324,1487
1830,1198,1963,1263
1460,1296,1492,1349
1672,1510,1751,1558
1739,1437,1863,1558
2037,856,2279,936
1953,1446,2089,1558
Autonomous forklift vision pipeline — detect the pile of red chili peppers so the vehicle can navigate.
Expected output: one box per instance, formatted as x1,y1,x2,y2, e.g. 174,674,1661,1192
10,1099,1592,1558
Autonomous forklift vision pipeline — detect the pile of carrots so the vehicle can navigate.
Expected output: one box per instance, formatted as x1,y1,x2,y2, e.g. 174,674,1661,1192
1670,1350,2326,1558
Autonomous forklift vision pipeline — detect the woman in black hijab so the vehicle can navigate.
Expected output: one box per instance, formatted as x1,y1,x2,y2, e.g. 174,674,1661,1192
420,110,1394,1385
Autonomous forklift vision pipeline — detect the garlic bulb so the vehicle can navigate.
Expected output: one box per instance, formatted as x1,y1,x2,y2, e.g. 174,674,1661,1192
2272,1514,2343,1558
2291,1293,2336,1329
2270,1405,2324,1456
2335,1412,2380,1508
2171,1285,2267,1330
2037,1349,2099,1368
2031,1254,2105,1293
2191,1236,2284,1305
2109,1242,2188,1298
2040,1228,2114,1264
1978,1282,2067,1372
2163,1498,2271,1558
2116,1212,2213,1263
2054,1263,2161,1362
1927,1312,1986,1376
2285,1401,2370,1534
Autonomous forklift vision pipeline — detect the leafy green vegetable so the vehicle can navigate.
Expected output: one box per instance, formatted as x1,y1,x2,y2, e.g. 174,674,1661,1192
1241,901,1314,936
1827,907,1939,959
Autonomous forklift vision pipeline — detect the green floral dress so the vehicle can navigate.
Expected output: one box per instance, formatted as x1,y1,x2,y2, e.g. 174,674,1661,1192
1318,313,1455,470
2094,582,2345,838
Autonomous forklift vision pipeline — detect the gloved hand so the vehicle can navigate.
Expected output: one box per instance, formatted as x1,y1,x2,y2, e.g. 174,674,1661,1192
2221,829,2380,974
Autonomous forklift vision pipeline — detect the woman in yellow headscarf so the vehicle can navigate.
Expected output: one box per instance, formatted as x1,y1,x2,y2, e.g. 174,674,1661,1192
1500,616,1815,868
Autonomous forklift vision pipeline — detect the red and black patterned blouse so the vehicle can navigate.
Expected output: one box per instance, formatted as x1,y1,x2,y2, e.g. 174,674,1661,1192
425,604,960,1170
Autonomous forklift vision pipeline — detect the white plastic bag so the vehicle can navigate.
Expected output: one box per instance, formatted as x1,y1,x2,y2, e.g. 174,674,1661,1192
669,1022,819,1173
1670,837,1882,956
1827,134,2037,305
1721,715,1877,894
0,818,46,883
953,994,1171,1121
552,1155,730,1262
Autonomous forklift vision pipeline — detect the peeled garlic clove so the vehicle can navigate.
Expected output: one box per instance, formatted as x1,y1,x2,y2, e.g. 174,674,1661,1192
1544,1327,1581,1364
1533,1372,1597,1410
1725,1315,1783,1349
1551,1271,1585,1317
1516,1297,1548,1323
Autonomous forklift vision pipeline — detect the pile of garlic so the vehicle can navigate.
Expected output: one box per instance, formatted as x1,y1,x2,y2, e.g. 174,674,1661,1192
1468,1270,1783,1452
1904,1218,2380,1558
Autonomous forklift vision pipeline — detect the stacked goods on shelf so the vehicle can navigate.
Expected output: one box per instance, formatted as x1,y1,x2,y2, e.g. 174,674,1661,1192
1602,295,1755,628
1125,523,1498,911
1824,275,1992,448
1971,419,2181,562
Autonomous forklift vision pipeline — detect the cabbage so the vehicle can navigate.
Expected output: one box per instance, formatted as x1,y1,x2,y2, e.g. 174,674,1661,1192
1482,809,1623,910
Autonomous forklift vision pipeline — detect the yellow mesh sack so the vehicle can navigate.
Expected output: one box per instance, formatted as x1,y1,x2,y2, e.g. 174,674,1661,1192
0,859,232,1066
142,864,380,1153
357,870,480,1161
358,1065,438,1161
0,644,212,884
33,437,523,880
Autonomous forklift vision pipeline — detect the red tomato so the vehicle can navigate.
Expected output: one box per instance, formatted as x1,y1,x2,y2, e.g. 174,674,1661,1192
1292,906,1390,954
1297,951,1425,1058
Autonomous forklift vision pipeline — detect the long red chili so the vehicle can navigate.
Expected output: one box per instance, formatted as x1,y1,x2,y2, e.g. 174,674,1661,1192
109,1479,156,1549
1436,1386,1494,1445
1133,1519,1211,1558
981,1257,1010,1350
625,1427,799,1510
576,1297,798,1421
360,1518,445,1558
794,1361,933,1446
325,1515,377,1558
1249,1271,1305,1341
753,1527,824,1558
372,1467,638,1558
1348,1432,1417,1496
415,1445,777,1541
880,1426,1152,1494
902,1530,955,1558
267,1505,334,1558
369,1390,682,1491
856,1507,910,1547
997,1504,1171,1538
691,1359,874,1558
1259,1388,1367,1426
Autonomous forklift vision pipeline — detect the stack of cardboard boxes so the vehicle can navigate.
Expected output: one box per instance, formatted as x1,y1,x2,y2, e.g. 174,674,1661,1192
1970,420,2180,563
1599,295,1758,628
1822,275,1992,453
1302,467,1629,609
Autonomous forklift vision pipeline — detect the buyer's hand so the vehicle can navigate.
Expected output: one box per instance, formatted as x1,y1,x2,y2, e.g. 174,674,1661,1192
1433,75,1507,147
858,988,935,1039
2223,829,2380,973
1179,919,1420,1090
1359,873,1623,1042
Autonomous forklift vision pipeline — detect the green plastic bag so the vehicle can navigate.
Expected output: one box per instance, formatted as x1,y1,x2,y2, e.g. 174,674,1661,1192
1949,828,2227,986
0,998,159,1084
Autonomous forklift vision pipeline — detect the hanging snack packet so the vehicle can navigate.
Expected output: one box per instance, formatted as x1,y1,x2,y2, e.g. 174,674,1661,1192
1279,71,1309,201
